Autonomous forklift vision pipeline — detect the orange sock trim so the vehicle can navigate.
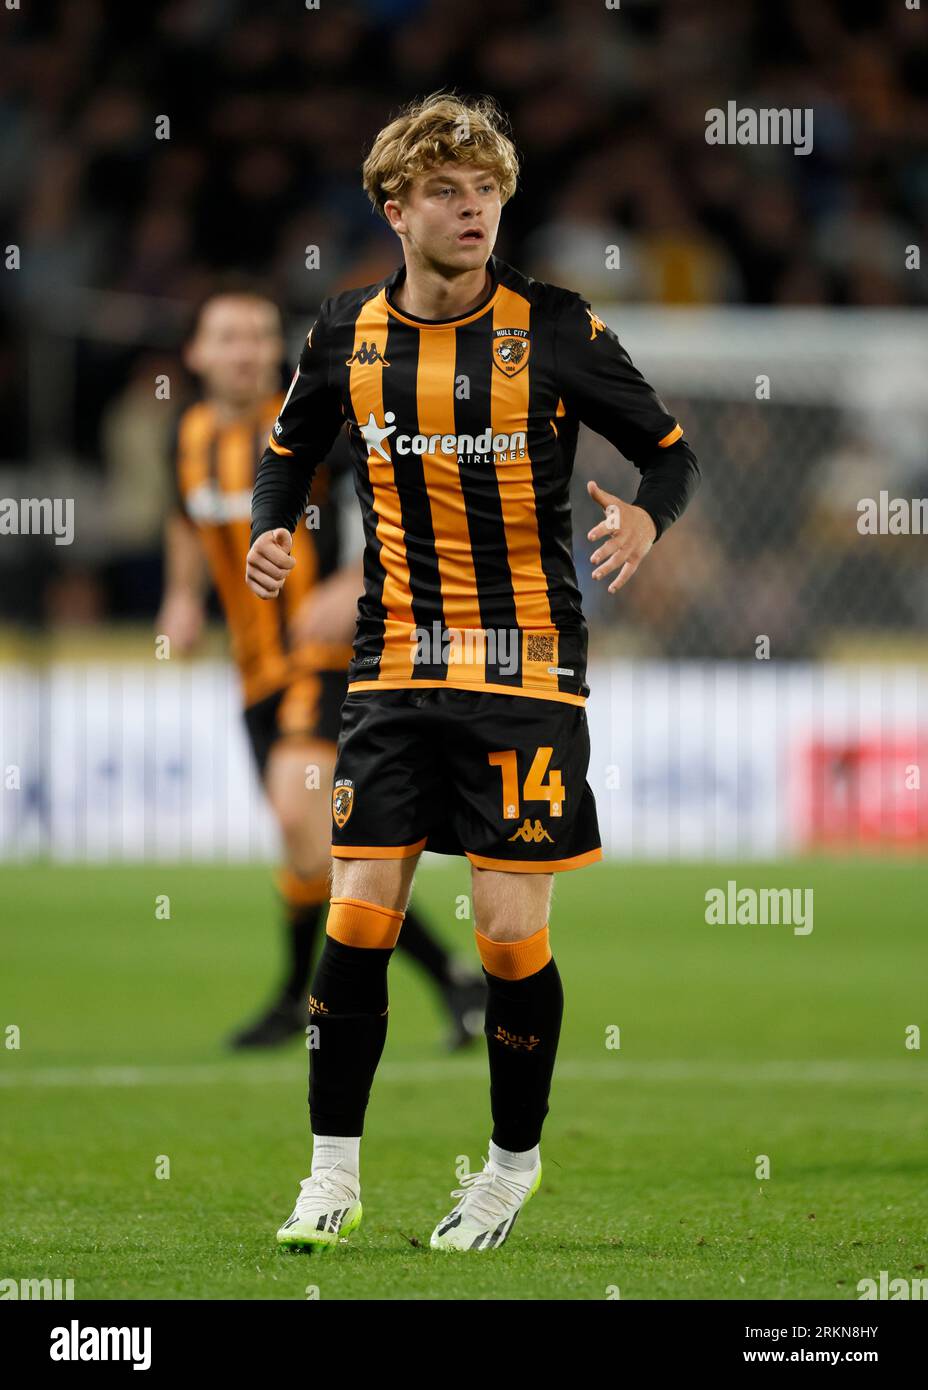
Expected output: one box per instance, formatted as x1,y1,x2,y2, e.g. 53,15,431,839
474,923,552,980
326,897,405,949
276,866,330,909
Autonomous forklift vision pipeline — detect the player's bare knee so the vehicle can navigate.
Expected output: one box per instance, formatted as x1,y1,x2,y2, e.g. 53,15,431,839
270,796,310,848
471,867,553,941
330,854,419,914
283,835,331,881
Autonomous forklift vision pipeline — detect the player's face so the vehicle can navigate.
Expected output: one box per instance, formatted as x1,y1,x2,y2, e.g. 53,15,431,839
389,162,501,273
187,297,284,406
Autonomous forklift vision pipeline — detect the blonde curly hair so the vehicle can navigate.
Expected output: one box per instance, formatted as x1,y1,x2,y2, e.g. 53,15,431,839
362,91,520,222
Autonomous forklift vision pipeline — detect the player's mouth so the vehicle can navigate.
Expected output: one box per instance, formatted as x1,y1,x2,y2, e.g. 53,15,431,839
458,229,484,242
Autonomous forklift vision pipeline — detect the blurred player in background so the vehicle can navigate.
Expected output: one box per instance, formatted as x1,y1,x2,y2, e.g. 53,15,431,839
156,285,486,1051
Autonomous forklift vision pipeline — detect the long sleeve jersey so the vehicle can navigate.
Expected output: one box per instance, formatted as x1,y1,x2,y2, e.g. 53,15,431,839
251,254,699,705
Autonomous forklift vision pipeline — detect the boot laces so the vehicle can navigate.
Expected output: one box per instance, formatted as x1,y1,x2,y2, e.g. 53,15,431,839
295,1160,358,1210
448,1161,531,1226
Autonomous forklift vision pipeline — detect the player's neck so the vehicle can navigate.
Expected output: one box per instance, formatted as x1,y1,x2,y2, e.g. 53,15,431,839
209,392,268,426
392,259,491,321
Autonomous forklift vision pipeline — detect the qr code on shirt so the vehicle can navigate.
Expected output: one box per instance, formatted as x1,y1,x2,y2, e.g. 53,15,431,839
526,635,555,662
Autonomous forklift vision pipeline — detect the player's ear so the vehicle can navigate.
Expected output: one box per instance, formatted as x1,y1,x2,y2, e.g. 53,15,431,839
182,338,202,376
383,198,406,234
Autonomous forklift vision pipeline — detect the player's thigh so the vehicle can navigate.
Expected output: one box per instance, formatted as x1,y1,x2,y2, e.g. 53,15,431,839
330,690,443,859
471,865,553,941
331,852,421,915
265,736,337,851
443,689,602,876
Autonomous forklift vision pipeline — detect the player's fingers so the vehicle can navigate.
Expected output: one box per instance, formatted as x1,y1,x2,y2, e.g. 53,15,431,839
608,558,640,593
246,569,281,598
245,557,283,592
590,534,625,564
249,550,292,582
260,543,296,571
586,478,619,512
248,564,287,591
587,514,623,542
592,545,630,580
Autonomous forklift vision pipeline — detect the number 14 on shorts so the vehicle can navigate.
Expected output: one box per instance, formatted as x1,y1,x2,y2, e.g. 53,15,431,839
488,747,564,819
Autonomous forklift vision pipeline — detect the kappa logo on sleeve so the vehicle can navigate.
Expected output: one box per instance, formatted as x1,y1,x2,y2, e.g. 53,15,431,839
586,308,606,340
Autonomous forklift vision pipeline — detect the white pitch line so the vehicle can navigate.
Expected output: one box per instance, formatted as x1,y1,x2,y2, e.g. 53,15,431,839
0,1059,922,1090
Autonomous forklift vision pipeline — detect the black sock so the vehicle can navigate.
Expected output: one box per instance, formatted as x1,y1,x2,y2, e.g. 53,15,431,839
280,902,325,1003
307,936,393,1136
397,905,454,987
484,957,564,1152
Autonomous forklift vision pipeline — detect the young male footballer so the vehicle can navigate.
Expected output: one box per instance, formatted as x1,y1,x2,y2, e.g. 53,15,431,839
159,285,486,1052
247,93,700,1252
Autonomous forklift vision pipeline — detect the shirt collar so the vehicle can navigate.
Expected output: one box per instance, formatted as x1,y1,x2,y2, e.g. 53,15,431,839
384,256,498,324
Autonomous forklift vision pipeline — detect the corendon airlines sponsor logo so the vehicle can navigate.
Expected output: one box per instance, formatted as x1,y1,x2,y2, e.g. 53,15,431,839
357,411,526,463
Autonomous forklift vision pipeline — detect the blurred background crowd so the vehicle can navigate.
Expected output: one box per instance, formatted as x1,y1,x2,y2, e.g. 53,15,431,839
1,0,926,656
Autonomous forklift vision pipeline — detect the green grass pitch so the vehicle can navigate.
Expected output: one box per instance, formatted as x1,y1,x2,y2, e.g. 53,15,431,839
1,858,925,1300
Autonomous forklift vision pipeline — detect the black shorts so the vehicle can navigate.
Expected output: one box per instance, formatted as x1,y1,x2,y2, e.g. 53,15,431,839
243,670,347,781
330,687,602,873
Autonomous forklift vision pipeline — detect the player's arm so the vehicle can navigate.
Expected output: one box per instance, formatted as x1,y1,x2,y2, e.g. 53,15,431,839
156,509,209,653
156,419,209,652
554,294,700,593
289,466,364,646
288,559,364,645
247,303,344,599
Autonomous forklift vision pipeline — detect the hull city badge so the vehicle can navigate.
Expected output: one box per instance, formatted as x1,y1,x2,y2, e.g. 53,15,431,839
492,328,531,377
332,778,355,829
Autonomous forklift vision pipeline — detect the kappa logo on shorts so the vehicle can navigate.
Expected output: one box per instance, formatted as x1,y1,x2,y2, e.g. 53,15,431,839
332,778,355,829
507,818,554,844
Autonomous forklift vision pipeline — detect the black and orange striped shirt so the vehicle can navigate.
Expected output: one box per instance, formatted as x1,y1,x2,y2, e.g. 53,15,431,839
174,392,351,707
252,256,699,705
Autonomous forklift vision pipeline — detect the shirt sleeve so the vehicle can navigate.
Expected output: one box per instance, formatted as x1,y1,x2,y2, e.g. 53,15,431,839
554,293,700,539
250,301,345,546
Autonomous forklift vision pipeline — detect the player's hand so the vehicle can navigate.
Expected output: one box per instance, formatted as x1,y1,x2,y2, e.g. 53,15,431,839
288,564,361,646
155,590,204,655
245,528,295,598
586,480,657,594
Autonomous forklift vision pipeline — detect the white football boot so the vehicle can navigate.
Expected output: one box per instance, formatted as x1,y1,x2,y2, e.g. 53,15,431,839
276,1161,362,1253
430,1159,542,1251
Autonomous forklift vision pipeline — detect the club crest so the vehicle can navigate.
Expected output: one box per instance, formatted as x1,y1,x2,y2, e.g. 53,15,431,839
492,328,531,377
332,778,355,829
